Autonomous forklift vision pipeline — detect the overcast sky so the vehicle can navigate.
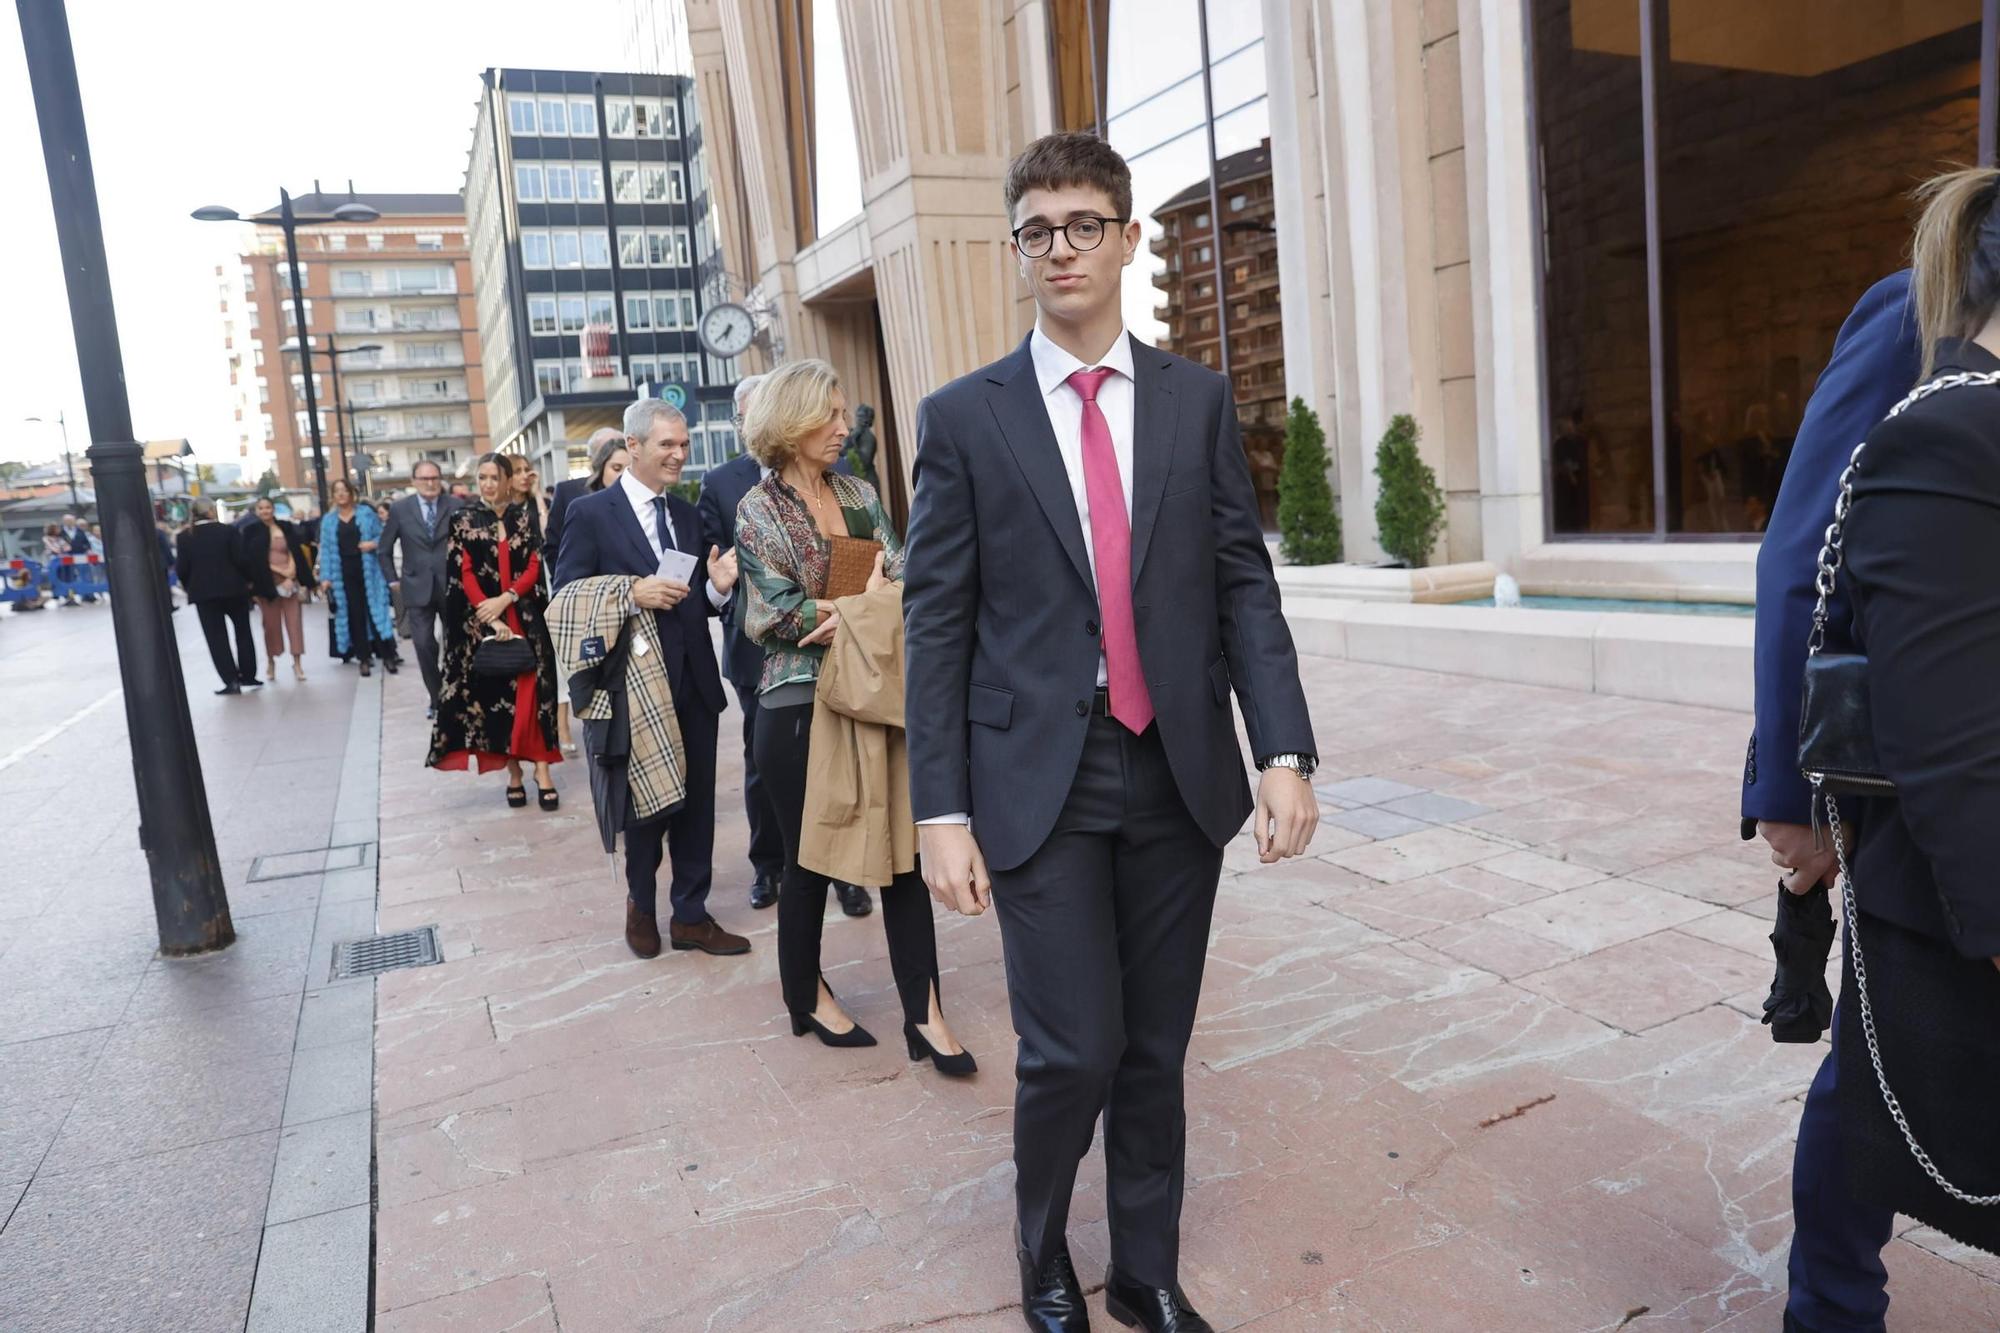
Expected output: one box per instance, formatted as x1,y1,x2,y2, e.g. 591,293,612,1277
0,0,649,467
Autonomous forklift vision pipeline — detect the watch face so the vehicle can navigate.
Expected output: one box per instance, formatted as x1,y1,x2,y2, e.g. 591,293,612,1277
699,303,755,358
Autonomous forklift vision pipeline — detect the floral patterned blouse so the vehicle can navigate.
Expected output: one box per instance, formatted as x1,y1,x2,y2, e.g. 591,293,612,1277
734,470,906,695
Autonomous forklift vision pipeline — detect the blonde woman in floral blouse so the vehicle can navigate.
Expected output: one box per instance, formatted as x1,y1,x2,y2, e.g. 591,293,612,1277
735,359,972,1074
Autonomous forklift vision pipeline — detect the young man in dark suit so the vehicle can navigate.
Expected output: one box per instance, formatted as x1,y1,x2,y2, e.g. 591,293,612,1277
176,498,263,694
904,133,1320,1333
553,397,750,962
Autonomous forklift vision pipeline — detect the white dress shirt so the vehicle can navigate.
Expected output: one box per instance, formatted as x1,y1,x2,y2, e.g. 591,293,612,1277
920,323,1136,828
619,468,729,610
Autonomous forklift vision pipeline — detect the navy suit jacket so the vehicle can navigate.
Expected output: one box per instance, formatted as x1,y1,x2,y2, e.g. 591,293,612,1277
552,483,728,715
1742,269,1920,833
543,476,591,576
904,333,1316,872
695,453,764,696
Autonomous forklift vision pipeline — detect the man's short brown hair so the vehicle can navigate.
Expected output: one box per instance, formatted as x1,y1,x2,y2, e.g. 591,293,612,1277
1003,132,1132,225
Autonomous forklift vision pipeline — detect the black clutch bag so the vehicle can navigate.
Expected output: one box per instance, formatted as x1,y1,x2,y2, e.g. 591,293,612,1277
473,631,536,678
1797,653,1892,798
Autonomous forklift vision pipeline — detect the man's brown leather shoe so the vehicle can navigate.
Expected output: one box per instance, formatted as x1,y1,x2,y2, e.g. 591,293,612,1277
669,915,752,956
625,900,662,959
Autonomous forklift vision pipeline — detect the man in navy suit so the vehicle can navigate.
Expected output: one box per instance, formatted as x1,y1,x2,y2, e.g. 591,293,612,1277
906,132,1318,1332
1741,270,1918,1333
554,397,750,961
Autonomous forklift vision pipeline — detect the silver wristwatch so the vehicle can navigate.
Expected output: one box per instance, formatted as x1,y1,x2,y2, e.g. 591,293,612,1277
1259,753,1317,780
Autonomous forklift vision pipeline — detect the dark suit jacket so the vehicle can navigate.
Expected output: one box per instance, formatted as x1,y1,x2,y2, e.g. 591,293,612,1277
544,476,592,576
176,521,255,604
379,493,462,611
696,452,764,696
553,483,727,715
1844,337,2000,957
1743,271,1920,834
904,332,1316,872
234,517,313,600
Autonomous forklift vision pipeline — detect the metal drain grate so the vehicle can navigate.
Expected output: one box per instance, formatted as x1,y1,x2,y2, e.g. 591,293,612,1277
331,927,440,981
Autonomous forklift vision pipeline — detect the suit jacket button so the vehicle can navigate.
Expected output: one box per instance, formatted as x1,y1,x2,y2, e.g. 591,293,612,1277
1075,700,1088,717
1084,620,1099,636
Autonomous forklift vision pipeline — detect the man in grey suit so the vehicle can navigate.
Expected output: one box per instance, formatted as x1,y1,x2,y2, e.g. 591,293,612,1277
379,459,462,715
905,133,1319,1333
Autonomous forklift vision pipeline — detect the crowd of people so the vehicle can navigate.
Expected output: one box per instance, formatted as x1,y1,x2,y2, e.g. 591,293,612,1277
35,128,2000,1331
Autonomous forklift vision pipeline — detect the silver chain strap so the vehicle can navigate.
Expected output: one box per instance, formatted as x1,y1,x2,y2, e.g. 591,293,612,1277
1811,368,2000,1208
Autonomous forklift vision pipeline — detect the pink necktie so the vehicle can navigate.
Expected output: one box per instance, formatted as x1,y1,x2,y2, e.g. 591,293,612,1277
1067,368,1154,734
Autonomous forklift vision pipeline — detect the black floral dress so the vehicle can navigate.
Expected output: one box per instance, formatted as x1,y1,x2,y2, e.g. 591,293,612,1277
426,502,562,773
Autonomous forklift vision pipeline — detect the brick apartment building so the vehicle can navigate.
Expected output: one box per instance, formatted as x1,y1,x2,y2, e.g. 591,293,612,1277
223,190,490,496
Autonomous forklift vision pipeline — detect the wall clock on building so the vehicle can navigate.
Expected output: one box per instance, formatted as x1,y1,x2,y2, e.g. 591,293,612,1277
697,302,755,359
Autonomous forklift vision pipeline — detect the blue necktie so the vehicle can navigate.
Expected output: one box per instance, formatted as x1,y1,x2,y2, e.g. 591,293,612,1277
651,495,673,555
422,500,435,535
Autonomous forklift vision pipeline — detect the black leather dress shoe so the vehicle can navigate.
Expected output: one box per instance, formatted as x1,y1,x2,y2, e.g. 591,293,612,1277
750,874,778,910
1017,1228,1088,1332
1102,1267,1213,1332
837,882,873,917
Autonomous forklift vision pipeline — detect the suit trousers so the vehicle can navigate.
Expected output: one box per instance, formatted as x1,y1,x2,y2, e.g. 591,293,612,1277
623,673,719,926
403,601,444,705
196,596,259,688
257,594,304,659
1787,1004,1894,1332
752,697,938,1026
991,714,1225,1289
733,681,786,885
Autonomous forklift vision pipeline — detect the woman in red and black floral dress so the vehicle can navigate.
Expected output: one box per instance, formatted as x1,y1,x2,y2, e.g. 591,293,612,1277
426,452,562,809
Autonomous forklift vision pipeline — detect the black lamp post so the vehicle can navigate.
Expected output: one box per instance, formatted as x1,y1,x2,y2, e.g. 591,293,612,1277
285,337,380,491
193,192,380,512
24,410,81,510
18,0,232,953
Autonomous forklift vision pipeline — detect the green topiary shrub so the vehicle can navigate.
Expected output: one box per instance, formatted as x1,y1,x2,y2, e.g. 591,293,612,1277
1277,397,1341,565
1373,413,1445,568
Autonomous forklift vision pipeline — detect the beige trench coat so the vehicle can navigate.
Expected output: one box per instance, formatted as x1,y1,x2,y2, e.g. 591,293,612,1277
799,584,914,887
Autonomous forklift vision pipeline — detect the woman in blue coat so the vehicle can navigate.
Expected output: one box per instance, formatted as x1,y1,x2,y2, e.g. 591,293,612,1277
318,478,399,677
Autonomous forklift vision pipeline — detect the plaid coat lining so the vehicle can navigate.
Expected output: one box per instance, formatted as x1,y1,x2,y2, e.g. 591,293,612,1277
547,575,688,824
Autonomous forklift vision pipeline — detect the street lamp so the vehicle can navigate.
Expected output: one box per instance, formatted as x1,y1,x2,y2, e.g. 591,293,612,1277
24,411,81,509
192,191,380,512
284,337,380,490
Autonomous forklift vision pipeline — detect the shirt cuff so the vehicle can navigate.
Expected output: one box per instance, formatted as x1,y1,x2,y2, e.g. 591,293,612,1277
916,813,970,826
706,579,731,611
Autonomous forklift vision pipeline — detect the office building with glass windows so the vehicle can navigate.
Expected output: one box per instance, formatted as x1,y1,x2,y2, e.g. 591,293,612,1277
223,192,487,494
466,68,741,484
657,1,2000,598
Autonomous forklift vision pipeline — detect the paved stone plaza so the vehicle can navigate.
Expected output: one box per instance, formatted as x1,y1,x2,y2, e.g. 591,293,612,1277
368,646,2000,1330
7,604,2000,1330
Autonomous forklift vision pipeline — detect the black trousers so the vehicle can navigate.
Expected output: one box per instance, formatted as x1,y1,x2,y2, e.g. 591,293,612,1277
195,596,258,687
992,714,1225,1290
624,675,718,926
403,602,444,705
732,681,786,885
753,697,938,1026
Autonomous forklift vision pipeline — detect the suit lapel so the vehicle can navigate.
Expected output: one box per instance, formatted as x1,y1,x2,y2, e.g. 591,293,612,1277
988,339,1094,591
1128,335,1179,583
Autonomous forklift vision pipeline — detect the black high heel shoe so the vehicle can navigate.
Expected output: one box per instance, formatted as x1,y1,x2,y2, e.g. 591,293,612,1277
905,1022,977,1077
535,782,559,812
505,784,528,808
791,1011,877,1048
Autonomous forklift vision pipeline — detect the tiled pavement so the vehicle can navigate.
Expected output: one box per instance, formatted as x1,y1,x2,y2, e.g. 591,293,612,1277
0,602,377,1332
369,647,2000,1331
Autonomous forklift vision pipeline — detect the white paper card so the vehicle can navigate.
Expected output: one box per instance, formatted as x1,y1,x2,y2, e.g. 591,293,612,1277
656,547,698,585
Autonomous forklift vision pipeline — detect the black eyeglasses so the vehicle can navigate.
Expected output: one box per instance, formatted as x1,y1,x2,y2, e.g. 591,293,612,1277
1012,215,1126,259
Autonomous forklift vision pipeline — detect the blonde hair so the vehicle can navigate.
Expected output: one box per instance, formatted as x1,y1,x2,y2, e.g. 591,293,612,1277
743,359,843,470
1911,166,2000,379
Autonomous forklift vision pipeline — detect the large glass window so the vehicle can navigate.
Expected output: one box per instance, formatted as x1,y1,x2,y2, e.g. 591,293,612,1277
544,164,574,202
508,96,537,135
551,230,582,269
520,230,550,269
581,229,611,268
574,164,604,203
538,98,567,136
528,297,558,335
569,97,597,137
514,164,544,203
1533,0,1984,537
